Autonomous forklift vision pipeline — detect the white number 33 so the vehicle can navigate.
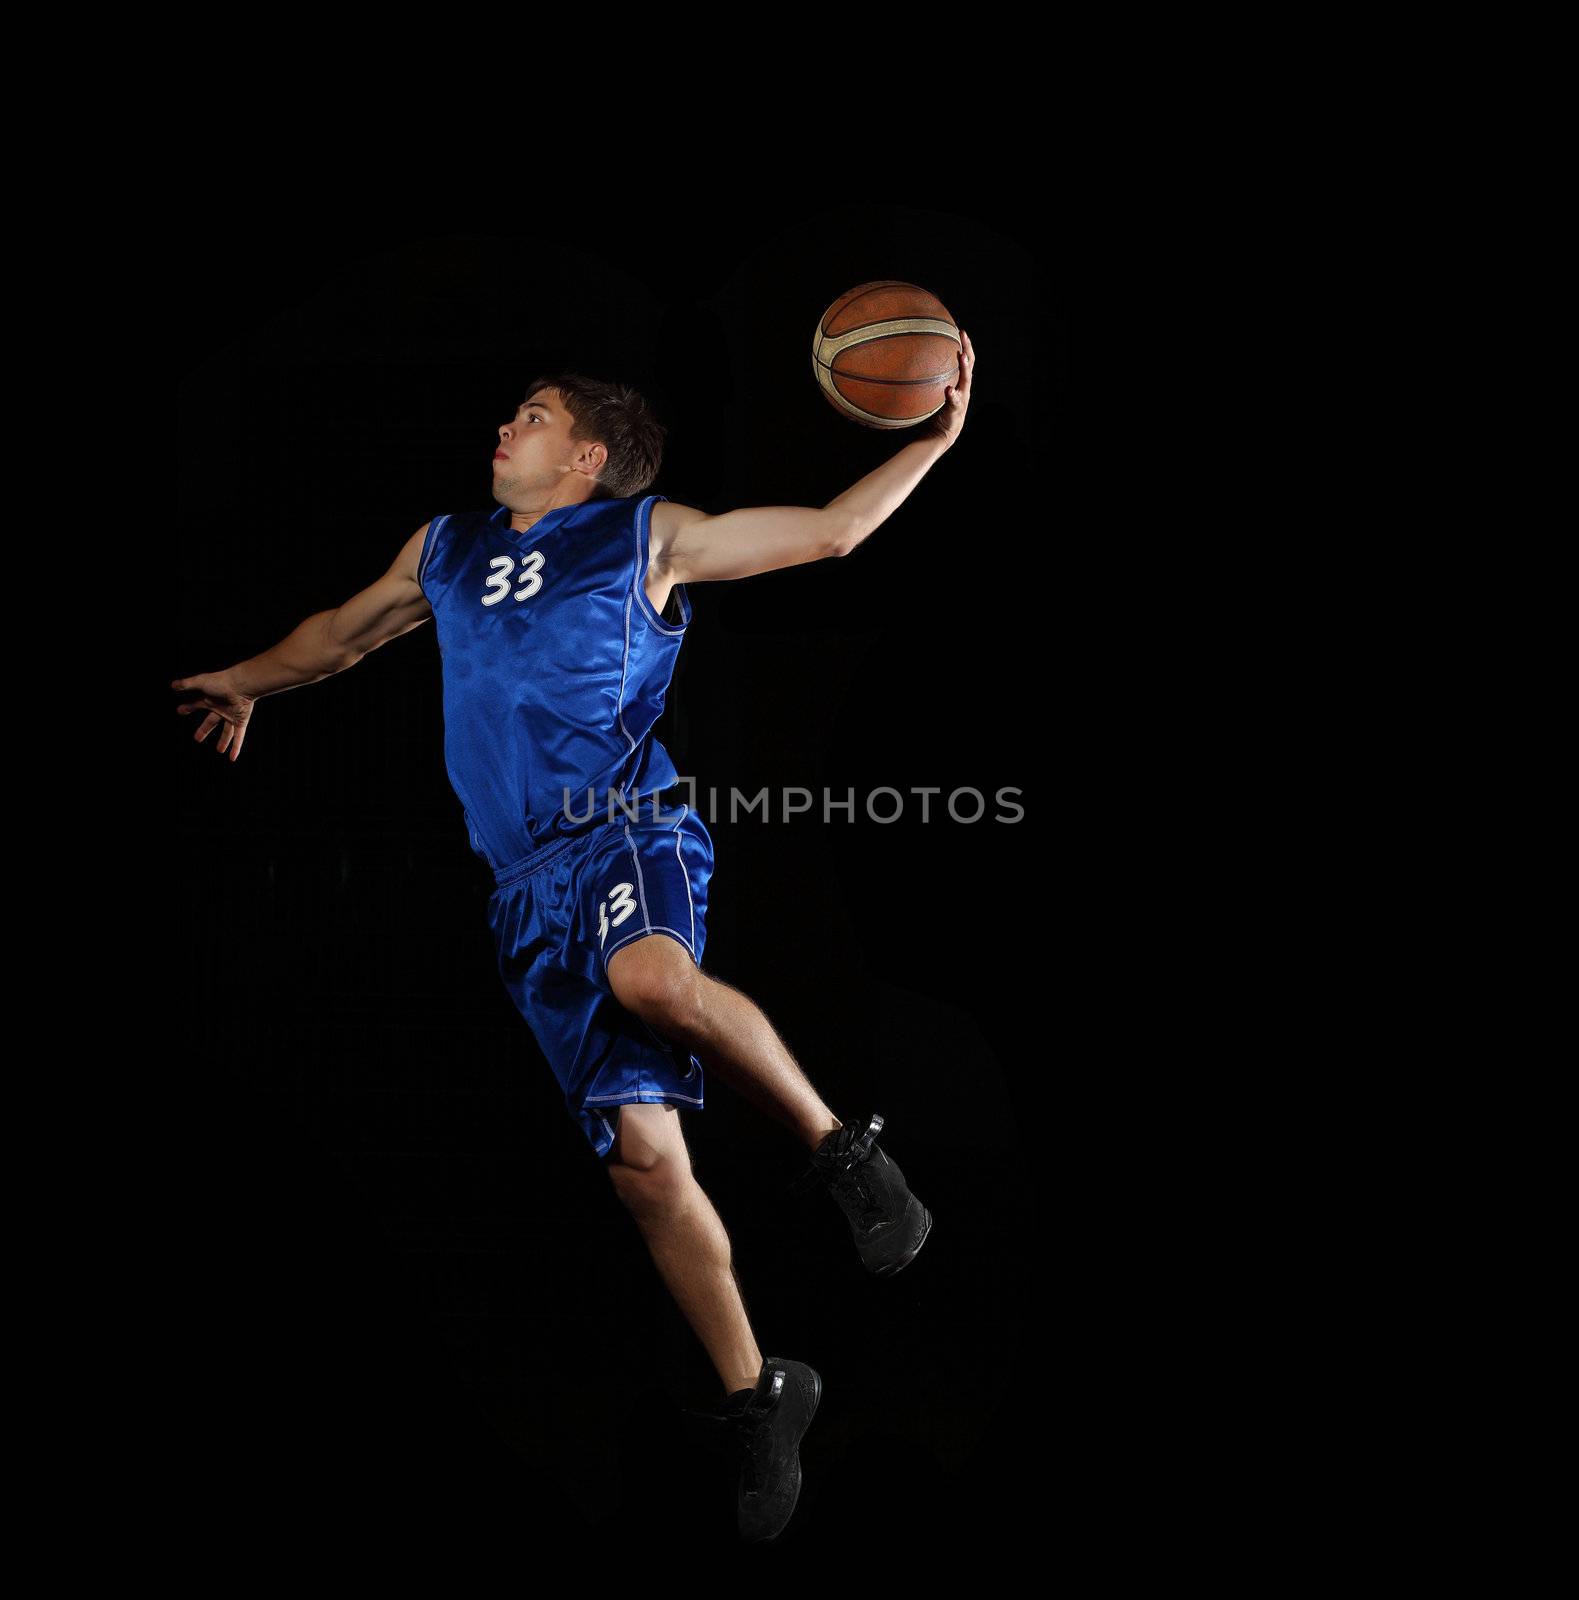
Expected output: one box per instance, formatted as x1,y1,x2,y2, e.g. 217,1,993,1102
482,550,545,607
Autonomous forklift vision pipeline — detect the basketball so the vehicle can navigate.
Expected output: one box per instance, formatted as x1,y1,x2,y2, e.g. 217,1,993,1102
811,281,960,429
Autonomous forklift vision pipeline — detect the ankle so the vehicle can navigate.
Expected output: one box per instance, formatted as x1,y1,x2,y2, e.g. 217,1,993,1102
722,1361,762,1397
805,1115,842,1151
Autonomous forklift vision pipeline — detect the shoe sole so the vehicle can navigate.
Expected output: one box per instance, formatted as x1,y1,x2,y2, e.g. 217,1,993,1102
745,1366,823,1543
872,1206,933,1277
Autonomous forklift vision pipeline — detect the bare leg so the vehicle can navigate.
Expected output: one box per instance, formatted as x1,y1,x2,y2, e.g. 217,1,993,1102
606,1102,763,1397
607,936,844,1151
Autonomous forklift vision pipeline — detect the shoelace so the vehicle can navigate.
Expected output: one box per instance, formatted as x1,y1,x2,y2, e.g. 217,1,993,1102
735,1407,770,1494
732,1371,785,1495
825,1161,883,1223
790,1116,886,1212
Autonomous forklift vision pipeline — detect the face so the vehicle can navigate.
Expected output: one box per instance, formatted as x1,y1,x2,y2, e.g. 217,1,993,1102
492,388,604,498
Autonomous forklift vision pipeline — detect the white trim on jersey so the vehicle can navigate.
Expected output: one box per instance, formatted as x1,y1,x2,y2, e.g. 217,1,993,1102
616,589,638,757
672,805,696,953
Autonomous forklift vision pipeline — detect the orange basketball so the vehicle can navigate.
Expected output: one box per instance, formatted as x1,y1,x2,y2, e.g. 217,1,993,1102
811,281,960,429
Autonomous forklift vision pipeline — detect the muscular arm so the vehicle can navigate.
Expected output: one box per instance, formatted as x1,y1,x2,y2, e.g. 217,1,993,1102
651,435,951,586
173,522,437,762
229,523,434,698
652,333,973,587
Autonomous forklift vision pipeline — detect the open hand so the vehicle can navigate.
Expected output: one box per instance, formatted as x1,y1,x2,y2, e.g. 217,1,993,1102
172,671,255,762
924,328,974,447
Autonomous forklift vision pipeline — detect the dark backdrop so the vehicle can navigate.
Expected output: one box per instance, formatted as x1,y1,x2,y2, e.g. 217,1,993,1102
164,205,1063,1564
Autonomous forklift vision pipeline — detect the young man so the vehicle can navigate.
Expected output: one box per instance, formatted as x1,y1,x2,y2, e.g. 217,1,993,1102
171,336,975,1541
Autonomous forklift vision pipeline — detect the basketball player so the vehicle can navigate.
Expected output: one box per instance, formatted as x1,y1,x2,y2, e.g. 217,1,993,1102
171,332,975,1541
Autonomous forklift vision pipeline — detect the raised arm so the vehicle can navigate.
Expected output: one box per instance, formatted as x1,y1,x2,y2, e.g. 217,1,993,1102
652,330,974,586
171,522,434,762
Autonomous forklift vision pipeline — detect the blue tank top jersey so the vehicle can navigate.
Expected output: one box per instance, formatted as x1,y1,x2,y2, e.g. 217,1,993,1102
416,493,691,875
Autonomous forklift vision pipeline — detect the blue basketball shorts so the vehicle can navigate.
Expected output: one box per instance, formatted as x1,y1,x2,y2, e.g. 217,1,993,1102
486,804,713,1159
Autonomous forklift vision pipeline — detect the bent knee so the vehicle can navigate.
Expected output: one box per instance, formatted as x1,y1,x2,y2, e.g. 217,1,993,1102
608,1150,693,1214
605,1102,694,1213
609,948,702,1031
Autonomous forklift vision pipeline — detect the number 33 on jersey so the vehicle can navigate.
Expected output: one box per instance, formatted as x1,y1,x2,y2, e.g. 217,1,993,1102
481,549,546,606
416,494,693,876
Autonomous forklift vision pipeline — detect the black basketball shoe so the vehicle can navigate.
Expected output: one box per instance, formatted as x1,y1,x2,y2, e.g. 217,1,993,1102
697,1357,822,1543
788,1113,933,1276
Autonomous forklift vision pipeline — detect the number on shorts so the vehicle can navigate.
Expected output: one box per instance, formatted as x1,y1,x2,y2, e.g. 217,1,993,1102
598,881,639,946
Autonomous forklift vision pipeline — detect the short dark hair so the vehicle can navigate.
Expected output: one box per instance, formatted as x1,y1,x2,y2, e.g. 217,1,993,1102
523,372,666,500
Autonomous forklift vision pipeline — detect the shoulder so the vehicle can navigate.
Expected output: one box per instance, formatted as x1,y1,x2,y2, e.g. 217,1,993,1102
409,510,486,583
391,519,433,579
422,509,493,546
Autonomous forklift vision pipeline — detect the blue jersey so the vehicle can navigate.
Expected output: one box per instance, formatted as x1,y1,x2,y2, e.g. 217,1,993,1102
417,493,691,876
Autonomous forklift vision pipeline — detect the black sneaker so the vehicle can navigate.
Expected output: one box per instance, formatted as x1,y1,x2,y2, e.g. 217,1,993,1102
788,1113,933,1276
712,1358,822,1542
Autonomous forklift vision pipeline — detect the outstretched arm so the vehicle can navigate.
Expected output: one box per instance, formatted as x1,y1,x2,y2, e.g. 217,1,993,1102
171,522,434,762
653,331,974,584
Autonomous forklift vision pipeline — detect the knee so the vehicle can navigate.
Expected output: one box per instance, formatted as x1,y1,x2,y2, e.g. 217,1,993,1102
611,952,702,1035
607,1151,693,1217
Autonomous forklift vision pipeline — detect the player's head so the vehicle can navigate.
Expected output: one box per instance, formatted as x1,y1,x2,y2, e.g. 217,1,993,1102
494,373,666,502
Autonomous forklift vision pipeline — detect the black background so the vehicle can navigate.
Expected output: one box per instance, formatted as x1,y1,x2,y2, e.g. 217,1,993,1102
163,203,1064,1566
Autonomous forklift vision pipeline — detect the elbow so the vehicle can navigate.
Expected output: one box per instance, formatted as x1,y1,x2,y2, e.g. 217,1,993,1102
823,514,863,559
